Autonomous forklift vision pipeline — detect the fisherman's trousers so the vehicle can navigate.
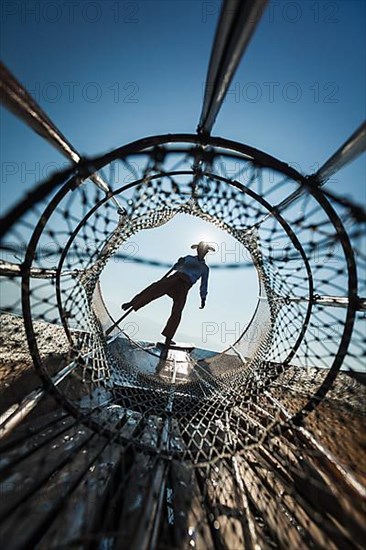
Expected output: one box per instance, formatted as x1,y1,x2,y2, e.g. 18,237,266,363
129,272,192,339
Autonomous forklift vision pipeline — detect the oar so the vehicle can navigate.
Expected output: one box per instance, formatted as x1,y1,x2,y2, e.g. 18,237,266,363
105,306,134,336
105,266,175,336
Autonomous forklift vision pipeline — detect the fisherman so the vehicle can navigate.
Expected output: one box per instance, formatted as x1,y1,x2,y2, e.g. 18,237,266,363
121,241,214,347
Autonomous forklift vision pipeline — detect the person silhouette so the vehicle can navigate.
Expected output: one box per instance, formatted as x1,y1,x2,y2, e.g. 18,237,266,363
121,241,214,347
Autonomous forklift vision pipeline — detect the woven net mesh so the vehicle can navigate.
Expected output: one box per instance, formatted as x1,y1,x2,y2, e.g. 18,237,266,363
1,137,365,548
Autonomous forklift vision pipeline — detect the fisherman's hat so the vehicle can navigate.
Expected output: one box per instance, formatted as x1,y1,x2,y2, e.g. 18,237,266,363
191,241,215,252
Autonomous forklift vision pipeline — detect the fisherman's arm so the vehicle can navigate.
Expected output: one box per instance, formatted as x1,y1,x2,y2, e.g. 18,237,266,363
199,268,209,309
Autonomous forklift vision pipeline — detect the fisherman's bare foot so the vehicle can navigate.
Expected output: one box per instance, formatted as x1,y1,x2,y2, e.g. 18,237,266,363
164,338,176,347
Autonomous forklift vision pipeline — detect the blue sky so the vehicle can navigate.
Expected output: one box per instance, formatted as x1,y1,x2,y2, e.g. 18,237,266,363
1,0,365,350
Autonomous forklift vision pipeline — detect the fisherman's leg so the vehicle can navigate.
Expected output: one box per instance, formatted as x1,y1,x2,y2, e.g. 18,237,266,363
123,278,169,311
162,288,189,341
